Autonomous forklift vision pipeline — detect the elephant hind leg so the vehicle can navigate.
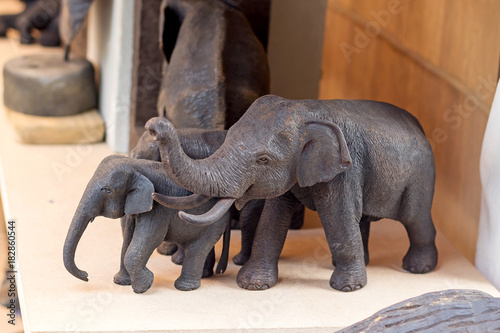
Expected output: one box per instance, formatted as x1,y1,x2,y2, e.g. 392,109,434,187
175,220,227,291
175,245,211,291
399,188,438,273
401,214,437,274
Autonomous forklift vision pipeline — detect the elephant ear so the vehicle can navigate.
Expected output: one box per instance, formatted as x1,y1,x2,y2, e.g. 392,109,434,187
296,121,352,187
125,174,155,215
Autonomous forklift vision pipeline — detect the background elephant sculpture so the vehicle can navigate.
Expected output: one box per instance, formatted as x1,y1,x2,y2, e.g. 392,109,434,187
145,94,439,292
158,0,270,129
0,0,61,46
63,154,230,293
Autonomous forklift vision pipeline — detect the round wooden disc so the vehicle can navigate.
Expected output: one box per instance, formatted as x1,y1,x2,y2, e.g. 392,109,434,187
3,53,97,117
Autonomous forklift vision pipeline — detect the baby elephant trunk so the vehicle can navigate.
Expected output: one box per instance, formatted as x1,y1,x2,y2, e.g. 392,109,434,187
63,210,93,282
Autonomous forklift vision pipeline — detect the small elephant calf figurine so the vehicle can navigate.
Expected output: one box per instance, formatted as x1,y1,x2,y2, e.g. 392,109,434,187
146,95,439,292
127,127,228,263
63,155,229,292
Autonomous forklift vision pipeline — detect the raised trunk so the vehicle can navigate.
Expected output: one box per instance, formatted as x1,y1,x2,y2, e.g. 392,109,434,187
146,117,247,198
63,206,92,282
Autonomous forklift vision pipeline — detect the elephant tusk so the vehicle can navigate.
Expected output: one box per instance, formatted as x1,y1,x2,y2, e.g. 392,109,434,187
152,193,211,210
179,198,236,225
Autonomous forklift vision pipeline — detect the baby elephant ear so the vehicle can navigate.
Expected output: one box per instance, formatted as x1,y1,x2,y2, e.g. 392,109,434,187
296,121,352,187
125,173,155,215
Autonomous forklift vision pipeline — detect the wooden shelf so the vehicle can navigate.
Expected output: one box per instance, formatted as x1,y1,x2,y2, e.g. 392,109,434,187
0,37,498,333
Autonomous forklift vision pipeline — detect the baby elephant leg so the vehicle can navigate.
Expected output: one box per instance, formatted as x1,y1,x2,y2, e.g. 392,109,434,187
175,219,227,291
114,216,135,285
124,218,167,293
175,241,215,291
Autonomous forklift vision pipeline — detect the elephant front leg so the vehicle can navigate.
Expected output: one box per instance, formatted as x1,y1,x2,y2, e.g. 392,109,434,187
315,189,367,292
114,215,135,285
237,193,298,290
233,199,264,265
124,217,167,293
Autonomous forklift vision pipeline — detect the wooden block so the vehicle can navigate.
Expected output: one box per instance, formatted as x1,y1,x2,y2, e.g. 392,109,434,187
3,54,97,117
338,289,500,332
6,107,104,144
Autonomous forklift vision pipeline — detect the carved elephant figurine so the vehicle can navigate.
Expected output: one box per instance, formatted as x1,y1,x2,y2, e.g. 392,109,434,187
145,94,439,292
158,0,269,130
127,127,228,262
0,0,61,46
63,154,229,293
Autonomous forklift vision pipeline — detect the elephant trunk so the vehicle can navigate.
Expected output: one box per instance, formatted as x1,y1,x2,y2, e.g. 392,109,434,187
63,206,93,282
145,117,248,198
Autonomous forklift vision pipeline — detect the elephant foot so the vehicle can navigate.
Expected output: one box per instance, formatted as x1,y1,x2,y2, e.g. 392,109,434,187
330,266,367,292
156,241,178,256
171,248,185,265
174,276,201,291
403,244,438,274
233,252,250,266
113,270,131,286
131,268,154,294
237,260,278,290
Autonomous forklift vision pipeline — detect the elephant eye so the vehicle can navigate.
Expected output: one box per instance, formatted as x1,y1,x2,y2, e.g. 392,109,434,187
256,155,271,165
101,187,112,194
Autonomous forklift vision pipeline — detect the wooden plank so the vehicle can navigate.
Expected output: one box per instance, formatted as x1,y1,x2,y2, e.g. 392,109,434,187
320,0,499,262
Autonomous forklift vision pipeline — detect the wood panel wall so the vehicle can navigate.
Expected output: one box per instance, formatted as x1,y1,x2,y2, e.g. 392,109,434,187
318,0,500,262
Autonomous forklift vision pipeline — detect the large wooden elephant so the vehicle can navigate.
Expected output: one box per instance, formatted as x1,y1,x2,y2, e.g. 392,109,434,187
146,95,438,292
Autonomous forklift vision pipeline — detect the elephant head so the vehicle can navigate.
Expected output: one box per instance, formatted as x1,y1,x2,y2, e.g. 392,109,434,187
63,155,155,282
146,95,352,223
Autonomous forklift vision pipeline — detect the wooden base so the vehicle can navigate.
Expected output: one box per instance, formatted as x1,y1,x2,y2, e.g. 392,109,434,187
6,107,104,144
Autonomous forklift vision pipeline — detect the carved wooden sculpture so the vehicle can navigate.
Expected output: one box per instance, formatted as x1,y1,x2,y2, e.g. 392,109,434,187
157,0,269,129
338,290,500,332
63,154,230,293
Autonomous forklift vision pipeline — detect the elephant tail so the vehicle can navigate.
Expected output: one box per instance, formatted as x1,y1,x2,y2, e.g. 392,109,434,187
215,220,231,274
